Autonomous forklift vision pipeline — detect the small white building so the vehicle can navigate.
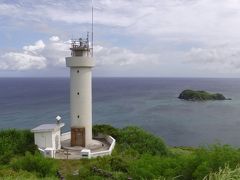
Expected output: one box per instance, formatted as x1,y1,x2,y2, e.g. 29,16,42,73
31,122,64,151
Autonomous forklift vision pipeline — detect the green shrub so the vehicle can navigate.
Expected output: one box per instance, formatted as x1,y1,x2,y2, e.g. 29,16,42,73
0,129,37,165
118,126,169,156
0,151,14,164
110,156,129,172
78,165,92,179
10,152,58,178
182,144,240,179
128,154,188,179
204,165,240,180
0,168,39,179
113,147,140,161
2,126,240,180
112,172,129,180
126,144,240,180
93,124,120,139
93,125,169,156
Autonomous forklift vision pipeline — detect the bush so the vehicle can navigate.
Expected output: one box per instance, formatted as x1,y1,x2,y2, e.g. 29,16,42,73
10,151,58,177
181,144,240,179
2,126,240,180
110,156,129,172
0,129,37,164
93,125,169,156
204,165,240,180
126,144,240,180
78,165,92,179
118,126,169,156
0,151,14,164
93,124,120,139
128,154,188,179
0,168,39,179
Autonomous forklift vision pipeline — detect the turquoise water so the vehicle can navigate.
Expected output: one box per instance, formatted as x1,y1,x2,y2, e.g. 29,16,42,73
1,77,240,146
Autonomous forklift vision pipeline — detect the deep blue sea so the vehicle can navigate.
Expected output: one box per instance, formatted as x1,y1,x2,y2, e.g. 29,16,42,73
1,77,240,147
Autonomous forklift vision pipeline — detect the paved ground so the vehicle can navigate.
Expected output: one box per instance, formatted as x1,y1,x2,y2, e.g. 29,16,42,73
55,138,110,159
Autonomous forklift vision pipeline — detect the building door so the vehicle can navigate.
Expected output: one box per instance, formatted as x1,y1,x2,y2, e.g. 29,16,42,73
71,128,85,147
55,135,59,150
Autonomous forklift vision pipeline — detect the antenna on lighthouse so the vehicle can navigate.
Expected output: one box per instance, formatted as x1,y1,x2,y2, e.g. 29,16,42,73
91,0,94,57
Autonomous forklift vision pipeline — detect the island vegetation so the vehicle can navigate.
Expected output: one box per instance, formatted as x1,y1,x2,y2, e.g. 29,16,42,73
178,89,231,101
1,125,240,179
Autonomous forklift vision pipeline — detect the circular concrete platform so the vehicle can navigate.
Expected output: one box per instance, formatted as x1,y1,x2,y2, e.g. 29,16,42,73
55,137,112,159
61,139,108,151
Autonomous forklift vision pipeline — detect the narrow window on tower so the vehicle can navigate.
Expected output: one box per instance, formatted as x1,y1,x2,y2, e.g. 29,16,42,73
77,115,80,118
77,70,79,73
77,92,79,95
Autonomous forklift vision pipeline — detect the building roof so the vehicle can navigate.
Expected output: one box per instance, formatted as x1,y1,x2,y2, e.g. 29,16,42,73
31,123,64,133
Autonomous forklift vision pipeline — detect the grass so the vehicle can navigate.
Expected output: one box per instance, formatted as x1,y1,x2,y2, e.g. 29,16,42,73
2,126,240,179
57,159,83,176
204,165,240,180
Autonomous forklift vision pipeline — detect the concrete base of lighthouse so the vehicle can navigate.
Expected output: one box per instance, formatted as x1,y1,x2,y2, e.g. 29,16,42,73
56,133,115,159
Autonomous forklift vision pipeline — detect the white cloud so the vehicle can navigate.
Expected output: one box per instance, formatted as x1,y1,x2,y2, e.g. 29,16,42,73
0,37,159,71
49,36,60,42
2,1,240,36
43,39,70,66
185,43,240,71
0,38,70,70
0,52,46,70
0,39,47,70
23,40,45,54
94,45,160,66
2,0,240,76
0,3,20,15
2,0,240,43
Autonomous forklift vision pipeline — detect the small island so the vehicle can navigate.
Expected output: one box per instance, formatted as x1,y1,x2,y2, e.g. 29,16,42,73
178,89,231,101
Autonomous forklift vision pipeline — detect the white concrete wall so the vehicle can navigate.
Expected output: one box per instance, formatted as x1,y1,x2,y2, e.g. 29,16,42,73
34,132,53,149
66,55,94,147
90,136,116,158
66,57,94,67
106,136,115,153
34,130,61,150
52,130,61,150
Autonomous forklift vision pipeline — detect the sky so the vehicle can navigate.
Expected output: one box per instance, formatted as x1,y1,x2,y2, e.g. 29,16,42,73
1,0,240,77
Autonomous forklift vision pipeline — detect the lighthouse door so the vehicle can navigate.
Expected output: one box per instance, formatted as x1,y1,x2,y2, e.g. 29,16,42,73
71,128,85,147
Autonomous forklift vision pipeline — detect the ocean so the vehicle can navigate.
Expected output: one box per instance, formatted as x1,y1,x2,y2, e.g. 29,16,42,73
1,77,240,147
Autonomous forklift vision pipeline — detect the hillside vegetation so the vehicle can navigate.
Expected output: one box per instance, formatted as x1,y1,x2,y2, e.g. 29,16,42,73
1,126,240,179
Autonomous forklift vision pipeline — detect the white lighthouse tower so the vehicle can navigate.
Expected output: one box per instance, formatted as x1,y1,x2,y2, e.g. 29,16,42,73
31,3,116,156
31,33,116,159
66,35,94,147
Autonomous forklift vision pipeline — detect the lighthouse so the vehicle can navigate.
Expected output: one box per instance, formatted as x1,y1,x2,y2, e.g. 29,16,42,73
66,35,94,147
31,1,116,156
31,33,116,158
31,1,116,157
